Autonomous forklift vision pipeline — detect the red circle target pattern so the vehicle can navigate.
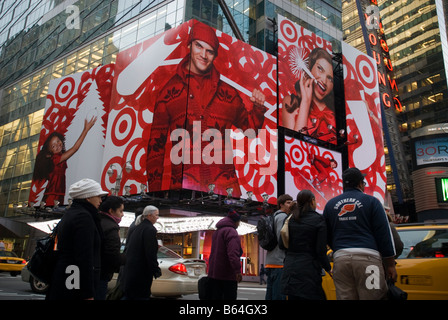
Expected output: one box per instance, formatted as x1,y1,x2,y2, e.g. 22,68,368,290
111,108,136,147
279,19,298,43
355,55,376,89
55,77,76,103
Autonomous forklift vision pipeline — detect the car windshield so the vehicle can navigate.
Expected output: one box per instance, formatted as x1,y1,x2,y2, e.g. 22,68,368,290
397,228,448,259
158,246,182,259
0,251,18,258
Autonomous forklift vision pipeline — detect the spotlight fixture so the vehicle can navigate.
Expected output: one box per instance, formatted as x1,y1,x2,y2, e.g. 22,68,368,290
208,183,216,195
345,134,359,145
226,187,233,199
298,118,317,133
262,193,269,204
107,161,133,195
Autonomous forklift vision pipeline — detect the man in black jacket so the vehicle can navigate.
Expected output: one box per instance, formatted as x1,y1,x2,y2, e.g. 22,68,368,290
96,196,125,300
122,205,162,300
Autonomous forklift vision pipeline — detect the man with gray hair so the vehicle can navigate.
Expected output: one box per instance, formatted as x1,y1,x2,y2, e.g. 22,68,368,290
122,205,162,299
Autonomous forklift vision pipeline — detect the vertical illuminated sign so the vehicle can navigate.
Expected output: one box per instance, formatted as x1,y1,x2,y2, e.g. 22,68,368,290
436,177,448,203
358,0,403,112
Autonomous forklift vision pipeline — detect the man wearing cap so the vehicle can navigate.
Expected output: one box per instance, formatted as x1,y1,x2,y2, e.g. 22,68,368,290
323,168,397,300
46,178,108,300
207,210,243,299
146,21,266,197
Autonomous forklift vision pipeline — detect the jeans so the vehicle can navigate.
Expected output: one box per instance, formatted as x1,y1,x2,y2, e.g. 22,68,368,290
265,268,285,300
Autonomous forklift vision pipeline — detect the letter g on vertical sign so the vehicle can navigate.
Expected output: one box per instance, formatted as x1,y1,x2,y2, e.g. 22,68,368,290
365,265,380,289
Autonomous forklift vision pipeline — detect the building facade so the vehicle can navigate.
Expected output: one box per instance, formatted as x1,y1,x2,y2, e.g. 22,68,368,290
343,0,448,218
0,0,344,277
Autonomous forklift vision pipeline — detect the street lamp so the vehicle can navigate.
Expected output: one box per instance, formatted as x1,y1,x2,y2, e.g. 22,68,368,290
107,161,133,196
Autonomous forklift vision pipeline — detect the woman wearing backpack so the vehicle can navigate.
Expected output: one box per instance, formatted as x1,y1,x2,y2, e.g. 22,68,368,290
280,190,332,300
46,179,108,300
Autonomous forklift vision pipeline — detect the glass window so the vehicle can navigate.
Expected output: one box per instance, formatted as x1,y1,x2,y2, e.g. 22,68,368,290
397,229,448,259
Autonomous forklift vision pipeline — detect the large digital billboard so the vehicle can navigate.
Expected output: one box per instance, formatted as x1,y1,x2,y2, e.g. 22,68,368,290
342,41,386,202
29,65,114,206
278,15,336,144
284,136,342,212
413,136,448,167
102,20,278,203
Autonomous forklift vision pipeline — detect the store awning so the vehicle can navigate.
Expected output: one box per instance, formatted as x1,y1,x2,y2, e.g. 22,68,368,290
27,212,257,236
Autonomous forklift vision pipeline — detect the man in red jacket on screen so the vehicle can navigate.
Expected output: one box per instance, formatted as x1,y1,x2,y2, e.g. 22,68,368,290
146,22,266,197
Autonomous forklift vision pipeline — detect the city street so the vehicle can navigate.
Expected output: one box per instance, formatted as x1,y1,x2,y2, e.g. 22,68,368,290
0,273,266,300
0,273,44,300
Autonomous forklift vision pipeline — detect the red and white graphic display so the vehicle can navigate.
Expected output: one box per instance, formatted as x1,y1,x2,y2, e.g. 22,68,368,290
342,41,386,203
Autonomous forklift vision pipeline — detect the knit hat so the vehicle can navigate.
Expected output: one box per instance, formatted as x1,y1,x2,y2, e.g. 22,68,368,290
69,178,109,199
342,167,366,186
189,21,219,55
227,209,241,222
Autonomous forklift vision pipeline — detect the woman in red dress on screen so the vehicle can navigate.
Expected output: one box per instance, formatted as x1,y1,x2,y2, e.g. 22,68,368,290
32,117,97,206
282,48,336,142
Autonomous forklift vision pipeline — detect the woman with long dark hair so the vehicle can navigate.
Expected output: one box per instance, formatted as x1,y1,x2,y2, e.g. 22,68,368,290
281,189,332,300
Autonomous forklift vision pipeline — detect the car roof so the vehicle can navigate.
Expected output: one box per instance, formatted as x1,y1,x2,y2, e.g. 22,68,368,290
396,223,448,231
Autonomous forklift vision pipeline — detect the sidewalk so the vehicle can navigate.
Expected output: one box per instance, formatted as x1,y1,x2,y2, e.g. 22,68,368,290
239,281,267,288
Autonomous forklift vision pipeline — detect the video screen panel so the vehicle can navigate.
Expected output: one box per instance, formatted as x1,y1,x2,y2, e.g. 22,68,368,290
435,177,448,203
278,15,336,144
284,136,343,213
342,41,386,202
103,20,278,203
29,65,114,206
413,136,448,167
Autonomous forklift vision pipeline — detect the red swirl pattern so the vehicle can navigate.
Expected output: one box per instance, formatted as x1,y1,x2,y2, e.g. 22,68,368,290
284,136,343,212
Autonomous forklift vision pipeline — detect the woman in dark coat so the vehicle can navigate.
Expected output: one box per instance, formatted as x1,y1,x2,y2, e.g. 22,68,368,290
281,190,332,300
46,178,108,300
207,210,243,300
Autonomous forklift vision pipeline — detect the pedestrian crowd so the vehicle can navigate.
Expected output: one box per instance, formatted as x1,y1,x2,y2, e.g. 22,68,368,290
264,167,403,300
44,166,402,300
45,178,160,300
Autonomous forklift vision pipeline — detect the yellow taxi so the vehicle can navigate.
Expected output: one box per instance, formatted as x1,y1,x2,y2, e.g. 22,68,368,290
322,224,448,300
0,250,27,276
